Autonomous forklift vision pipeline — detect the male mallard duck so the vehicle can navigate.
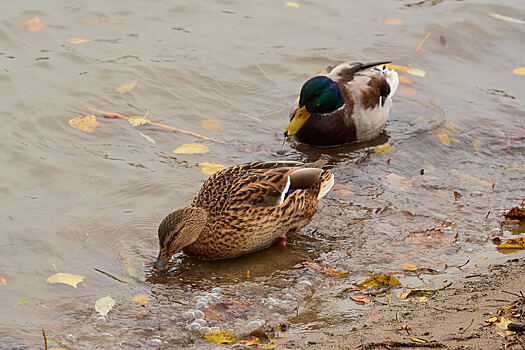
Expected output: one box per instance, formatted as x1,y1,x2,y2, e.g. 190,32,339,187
154,161,334,270
284,61,399,147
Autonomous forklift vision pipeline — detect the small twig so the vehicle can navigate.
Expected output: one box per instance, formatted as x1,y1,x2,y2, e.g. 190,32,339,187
94,268,128,284
466,274,482,279
502,290,524,299
474,257,488,266
386,294,392,311
83,105,225,143
459,318,474,334
486,211,491,219
415,32,432,53
361,341,445,348
42,328,47,350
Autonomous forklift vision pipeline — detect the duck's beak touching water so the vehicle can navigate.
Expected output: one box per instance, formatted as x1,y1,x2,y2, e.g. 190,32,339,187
284,105,310,137
153,251,171,271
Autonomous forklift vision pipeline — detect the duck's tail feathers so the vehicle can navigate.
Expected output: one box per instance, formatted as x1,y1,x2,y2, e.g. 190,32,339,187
383,66,399,98
317,170,334,199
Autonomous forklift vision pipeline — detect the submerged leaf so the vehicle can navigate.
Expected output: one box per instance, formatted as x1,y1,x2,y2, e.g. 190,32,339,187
204,300,251,321
199,161,227,175
95,295,116,316
374,144,394,155
201,119,223,132
303,261,348,276
68,38,88,44
116,80,138,94
68,114,99,133
173,144,209,154
385,64,426,77
357,275,401,290
127,116,151,127
203,329,236,343
0,276,6,285
450,170,492,187
132,294,150,304
497,237,525,250
405,229,457,247
514,68,525,75
46,272,85,288
285,2,300,8
437,133,451,146
24,16,46,32
385,18,403,25
15,298,28,306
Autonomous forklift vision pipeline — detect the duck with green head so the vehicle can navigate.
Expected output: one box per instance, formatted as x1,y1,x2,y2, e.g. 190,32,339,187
284,61,399,147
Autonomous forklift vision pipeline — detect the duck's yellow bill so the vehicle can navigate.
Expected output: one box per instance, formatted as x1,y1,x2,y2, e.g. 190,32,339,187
284,106,310,137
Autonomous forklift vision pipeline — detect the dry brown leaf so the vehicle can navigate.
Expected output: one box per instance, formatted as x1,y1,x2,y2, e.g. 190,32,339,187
350,295,371,303
68,38,88,44
385,18,403,25
405,228,457,247
24,17,46,32
331,183,353,197
302,261,348,276
116,80,138,94
504,207,525,220
68,114,99,133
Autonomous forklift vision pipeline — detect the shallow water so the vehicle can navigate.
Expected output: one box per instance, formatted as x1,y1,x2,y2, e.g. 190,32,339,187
1,0,525,348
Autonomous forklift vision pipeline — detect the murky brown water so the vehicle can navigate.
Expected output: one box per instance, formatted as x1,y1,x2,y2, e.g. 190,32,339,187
1,0,525,348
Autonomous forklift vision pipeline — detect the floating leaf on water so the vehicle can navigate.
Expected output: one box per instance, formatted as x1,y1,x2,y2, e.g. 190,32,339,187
173,143,209,154
385,64,426,77
350,295,371,304
439,35,447,46
203,329,236,343
503,207,525,220
402,263,418,271
331,183,353,197
302,261,348,276
199,161,227,175
68,38,88,44
398,74,413,84
68,114,99,133
473,139,481,151
132,294,150,305
127,116,151,127
437,133,450,146
486,12,525,24
497,237,525,250
453,191,462,200
116,80,138,94
46,272,85,288
0,276,6,285
95,295,116,316
405,228,457,247
24,16,46,32
15,298,28,306
514,68,525,75
201,119,223,132
119,251,135,276
82,19,118,25
450,170,492,187
285,2,300,8
374,144,394,155
357,275,401,290
385,18,403,25
139,131,156,144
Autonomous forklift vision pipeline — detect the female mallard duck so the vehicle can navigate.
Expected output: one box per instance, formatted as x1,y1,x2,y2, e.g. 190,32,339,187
284,61,399,147
154,161,334,270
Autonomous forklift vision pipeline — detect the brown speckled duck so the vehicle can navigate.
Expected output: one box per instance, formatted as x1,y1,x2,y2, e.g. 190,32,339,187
284,61,399,147
153,161,334,270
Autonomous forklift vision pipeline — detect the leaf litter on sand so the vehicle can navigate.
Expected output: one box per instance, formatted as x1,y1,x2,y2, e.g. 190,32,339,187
203,329,236,343
46,272,85,288
95,295,115,316
68,114,99,133
302,261,348,276
497,237,525,250
405,228,457,247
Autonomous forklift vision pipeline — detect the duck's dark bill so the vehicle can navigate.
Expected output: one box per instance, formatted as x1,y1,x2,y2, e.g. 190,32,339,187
153,253,170,270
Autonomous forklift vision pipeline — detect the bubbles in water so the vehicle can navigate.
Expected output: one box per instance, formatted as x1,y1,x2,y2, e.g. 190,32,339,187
294,279,314,298
245,320,264,332
193,309,205,319
194,318,207,327
95,316,107,326
189,322,201,333
182,310,194,321
199,326,211,335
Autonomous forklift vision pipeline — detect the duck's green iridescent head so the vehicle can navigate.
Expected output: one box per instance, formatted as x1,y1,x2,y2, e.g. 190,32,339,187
284,76,345,137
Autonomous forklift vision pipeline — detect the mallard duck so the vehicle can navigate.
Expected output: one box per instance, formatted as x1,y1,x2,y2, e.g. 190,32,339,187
284,61,399,147
153,161,334,270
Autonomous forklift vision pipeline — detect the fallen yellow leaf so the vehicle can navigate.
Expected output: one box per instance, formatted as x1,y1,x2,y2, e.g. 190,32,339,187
116,80,138,94
497,237,525,250
358,275,402,290
402,263,418,271
95,295,115,316
132,294,150,304
199,161,227,175
68,114,99,133
285,2,300,8
203,329,236,343
173,143,209,154
24,16,46,32
0,276,6,285
374,144,394,155
46,272,85,288
385,18,403,25
385,64,426,77
437,133,450,146
201,119,223,132
450,170,492,187
15,298,28,306
68,38,88,44
513,67,525,75
128,116,151,127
